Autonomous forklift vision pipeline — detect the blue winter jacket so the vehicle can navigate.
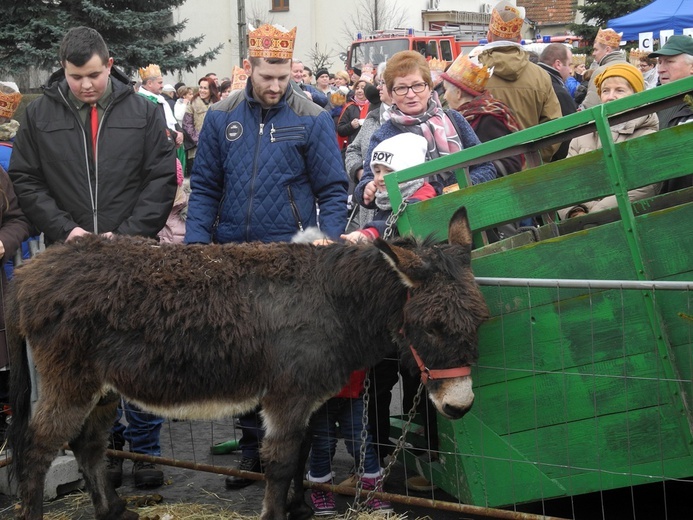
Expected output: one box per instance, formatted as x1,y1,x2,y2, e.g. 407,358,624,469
354,110,497,208
185,81,348,244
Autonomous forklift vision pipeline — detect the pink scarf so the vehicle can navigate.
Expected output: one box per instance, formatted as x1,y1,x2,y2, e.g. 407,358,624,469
388,90,462,160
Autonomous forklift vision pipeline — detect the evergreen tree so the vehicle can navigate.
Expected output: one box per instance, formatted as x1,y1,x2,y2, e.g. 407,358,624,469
0,0,223,78
570,0,651,44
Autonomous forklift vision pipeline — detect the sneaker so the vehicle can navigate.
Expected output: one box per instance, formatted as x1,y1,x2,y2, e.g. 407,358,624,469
361,476,393,513
405,474,437,492
133,460,164,489
105,456,123,488
225,456,262,489
310,488,337,516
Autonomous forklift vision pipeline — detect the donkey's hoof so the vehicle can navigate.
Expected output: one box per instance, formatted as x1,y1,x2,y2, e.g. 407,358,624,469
287,501,314,520
120,510,139,520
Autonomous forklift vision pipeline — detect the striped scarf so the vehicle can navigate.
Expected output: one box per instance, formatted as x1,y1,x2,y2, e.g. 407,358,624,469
387,90,462,160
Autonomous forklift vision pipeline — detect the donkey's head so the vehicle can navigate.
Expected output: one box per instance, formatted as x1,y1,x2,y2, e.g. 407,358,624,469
375,207,489,419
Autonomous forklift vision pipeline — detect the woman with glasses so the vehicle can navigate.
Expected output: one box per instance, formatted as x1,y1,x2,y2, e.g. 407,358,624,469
353,51,496,210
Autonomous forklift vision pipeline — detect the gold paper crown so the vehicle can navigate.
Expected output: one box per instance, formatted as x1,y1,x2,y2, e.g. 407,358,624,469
231,65,248,91
248,24,297,59
0,90,21,120
628,49,648,63
572,54,586,66
138,64,162,80
330,91,347,106
428,58,448,72
441,56,491,96
595,28,623,49
489,3,524,40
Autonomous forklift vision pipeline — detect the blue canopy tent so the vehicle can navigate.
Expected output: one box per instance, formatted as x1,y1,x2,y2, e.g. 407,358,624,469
607,0,693,41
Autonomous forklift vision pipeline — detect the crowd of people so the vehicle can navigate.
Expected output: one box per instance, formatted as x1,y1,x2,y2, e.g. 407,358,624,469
0,0,692,516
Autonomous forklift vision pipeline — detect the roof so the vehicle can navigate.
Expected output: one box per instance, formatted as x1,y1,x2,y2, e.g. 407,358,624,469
520,0,576,26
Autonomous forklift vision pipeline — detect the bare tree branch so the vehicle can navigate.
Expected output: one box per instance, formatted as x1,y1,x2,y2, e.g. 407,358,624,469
340,0,410,43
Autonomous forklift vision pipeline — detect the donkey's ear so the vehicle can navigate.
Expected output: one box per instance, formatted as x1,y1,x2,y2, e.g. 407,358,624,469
373,238,426,288
448,207,473,250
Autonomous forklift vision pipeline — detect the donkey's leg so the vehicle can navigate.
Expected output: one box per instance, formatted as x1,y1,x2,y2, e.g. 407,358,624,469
69,392,138,520
17,392,94,520
287,432,313,520
259,399,314,520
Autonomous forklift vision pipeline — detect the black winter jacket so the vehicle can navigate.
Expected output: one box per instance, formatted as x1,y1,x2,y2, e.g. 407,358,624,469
538,62,577,161
9,67,176,243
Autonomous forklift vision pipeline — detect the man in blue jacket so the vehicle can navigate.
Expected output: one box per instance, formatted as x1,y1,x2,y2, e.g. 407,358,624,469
185,24,348,488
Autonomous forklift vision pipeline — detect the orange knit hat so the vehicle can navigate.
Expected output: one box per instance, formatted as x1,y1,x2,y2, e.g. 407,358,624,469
594,63,645,94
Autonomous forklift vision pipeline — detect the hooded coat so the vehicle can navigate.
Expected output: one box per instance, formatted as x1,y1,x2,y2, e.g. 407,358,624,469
479,43,562,162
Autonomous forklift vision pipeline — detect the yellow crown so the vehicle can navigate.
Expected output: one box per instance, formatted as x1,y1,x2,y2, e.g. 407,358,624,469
441,55,491,96
0,90,22,120
489,3,524,40
231,65,248,91
628,49,648,64
138,64,162,80
572,54,586,66
595,28,623,49
248,24,297,60
428,58,448,72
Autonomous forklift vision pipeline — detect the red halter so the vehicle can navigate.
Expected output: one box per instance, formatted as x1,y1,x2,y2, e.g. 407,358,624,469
408,344,472,385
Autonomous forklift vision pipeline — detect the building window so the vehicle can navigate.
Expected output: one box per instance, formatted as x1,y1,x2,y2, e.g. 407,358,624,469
271,0,289,11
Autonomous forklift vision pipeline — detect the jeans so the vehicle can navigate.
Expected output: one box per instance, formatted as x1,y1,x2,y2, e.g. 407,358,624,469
110,400,163,456
308,396,380,479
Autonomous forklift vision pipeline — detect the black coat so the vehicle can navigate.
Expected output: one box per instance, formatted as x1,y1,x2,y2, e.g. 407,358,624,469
538,62,577,161
9,67,176,243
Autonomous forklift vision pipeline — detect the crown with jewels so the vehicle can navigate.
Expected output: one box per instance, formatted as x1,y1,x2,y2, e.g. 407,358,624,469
428,58,448,73
595,28,623,49
441,55,491,96
248,24,297,60
489,1,525,40
138,64,162,80
231,65,248,91
0,89,21,120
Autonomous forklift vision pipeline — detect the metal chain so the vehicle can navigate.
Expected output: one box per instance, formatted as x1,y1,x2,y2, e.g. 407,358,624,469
346,378,426,517
346,372,371,517
382,200,409,241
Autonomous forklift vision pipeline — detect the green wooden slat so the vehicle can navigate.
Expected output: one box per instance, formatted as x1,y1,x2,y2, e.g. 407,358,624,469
636,202,693,279
473,351,673,434
473,220,636,280
477,291,658,386
433,405,692,507
397,122,693,241
498,406,691,480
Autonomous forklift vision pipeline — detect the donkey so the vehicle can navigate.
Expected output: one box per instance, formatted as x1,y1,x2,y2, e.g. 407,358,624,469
7,207,488,520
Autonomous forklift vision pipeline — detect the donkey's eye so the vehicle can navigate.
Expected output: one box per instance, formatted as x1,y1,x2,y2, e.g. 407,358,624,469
424,324,444,338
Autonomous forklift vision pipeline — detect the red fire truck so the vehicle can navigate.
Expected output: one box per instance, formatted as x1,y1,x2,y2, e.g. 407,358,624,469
345,28,484,71
345,29,584,71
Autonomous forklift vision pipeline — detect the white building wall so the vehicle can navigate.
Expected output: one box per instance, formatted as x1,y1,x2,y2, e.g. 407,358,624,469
163,0,485,87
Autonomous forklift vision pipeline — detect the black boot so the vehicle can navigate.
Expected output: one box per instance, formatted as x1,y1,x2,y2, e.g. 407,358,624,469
225,456,262,489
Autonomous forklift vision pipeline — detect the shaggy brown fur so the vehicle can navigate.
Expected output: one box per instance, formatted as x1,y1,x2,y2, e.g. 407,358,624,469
7,208,488,520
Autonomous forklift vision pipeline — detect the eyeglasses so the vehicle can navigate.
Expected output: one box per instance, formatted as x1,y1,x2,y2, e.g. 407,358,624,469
391,82,429,96
376,80,386,86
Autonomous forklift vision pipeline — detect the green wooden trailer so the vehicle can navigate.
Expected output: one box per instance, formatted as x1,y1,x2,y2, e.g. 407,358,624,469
385,76,693,508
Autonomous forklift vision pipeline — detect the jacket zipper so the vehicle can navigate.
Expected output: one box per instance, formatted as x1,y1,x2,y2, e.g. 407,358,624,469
58,87,99,233
287,185,304,232
245,117,268,241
